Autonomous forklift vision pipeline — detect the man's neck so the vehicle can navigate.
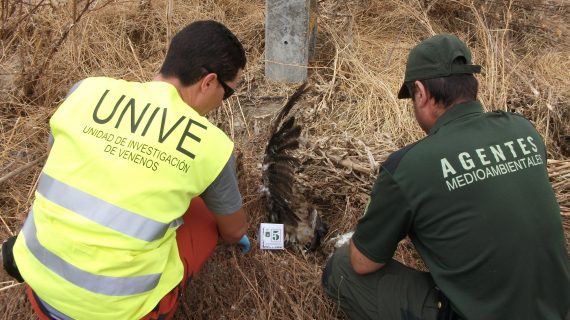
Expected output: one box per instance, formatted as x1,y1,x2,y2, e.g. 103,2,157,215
152,75,206,115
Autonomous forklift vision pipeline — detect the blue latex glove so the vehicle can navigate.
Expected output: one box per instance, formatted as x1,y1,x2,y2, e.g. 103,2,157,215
237,234,250,254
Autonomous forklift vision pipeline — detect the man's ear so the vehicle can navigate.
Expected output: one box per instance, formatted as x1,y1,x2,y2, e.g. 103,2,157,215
414,80,429,106
200,73,218,93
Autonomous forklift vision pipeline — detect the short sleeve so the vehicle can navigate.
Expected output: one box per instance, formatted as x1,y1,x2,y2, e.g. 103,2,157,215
200,154,243,215
352,168,413,263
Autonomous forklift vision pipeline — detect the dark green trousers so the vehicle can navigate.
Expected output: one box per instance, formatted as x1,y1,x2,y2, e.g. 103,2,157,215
322,244,440,320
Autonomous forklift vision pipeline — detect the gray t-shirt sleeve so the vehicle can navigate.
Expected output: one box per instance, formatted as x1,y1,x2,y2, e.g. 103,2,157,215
200,154,243,215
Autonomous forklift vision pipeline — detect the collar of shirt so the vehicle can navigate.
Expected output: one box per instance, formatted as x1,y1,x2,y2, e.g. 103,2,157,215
429,100,484,135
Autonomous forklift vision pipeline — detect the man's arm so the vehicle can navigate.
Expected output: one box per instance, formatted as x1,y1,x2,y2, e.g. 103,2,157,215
214,208,247,244
348,166,412,274
201,154,248,244
349,239,385,274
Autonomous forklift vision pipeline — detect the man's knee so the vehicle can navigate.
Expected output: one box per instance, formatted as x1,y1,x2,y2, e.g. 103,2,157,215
321,246,440,320
321,244,354,296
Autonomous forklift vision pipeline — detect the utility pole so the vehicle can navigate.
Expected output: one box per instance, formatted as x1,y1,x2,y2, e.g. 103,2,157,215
265,0,317,83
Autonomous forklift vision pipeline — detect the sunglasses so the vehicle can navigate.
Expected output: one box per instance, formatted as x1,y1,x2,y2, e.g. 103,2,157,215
203,67,235,100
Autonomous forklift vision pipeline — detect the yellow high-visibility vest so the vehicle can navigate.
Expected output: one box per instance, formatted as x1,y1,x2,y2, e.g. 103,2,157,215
13,77,233,319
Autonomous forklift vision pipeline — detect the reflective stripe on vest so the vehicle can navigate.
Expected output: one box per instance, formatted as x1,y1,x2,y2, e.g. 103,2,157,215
22,212,161,296
37,173,183,242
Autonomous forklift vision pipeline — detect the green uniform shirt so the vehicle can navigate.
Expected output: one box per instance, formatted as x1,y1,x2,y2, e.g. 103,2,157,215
353,101,570,319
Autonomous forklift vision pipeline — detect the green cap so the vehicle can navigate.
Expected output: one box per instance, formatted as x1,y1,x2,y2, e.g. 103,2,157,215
397,34,481,99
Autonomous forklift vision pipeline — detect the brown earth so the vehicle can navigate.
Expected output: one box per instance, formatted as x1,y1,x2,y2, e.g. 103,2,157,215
1,0,569,319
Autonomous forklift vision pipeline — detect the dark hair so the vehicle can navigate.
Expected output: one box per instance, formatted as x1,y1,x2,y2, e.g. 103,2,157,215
404,57,478,108
159,20,246,85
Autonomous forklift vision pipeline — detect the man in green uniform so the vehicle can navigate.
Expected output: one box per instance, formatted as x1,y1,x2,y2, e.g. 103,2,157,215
322,34,570,319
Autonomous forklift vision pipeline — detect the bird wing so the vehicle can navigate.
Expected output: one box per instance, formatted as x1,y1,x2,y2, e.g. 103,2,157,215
262,83,309,227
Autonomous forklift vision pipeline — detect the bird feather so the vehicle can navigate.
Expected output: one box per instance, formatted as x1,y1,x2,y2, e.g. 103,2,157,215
261,83,327,251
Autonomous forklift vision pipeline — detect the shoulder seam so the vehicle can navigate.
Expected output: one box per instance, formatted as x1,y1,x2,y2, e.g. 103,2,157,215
382,140,421,175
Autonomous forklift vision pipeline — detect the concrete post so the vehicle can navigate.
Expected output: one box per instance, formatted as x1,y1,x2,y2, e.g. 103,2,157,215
265,0,317,83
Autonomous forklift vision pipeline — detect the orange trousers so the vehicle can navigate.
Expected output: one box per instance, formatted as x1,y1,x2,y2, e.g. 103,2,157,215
26,197,219,320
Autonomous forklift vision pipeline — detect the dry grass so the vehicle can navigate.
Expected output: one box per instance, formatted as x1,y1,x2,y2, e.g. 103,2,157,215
1,0,569,319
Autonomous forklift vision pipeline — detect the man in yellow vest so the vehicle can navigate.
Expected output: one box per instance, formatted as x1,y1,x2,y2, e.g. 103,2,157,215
1,20,249,319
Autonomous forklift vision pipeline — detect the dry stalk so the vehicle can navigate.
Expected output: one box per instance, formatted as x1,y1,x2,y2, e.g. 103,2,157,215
1,1,569,319
0,155,46,185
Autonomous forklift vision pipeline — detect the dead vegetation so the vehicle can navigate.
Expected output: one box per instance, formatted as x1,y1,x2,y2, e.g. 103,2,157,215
1,0,569,319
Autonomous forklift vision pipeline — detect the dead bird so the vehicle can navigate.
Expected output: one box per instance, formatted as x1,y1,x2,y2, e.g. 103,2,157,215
261,83,328,251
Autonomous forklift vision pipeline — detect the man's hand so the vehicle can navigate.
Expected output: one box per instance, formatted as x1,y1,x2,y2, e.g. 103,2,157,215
237,234,250,254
